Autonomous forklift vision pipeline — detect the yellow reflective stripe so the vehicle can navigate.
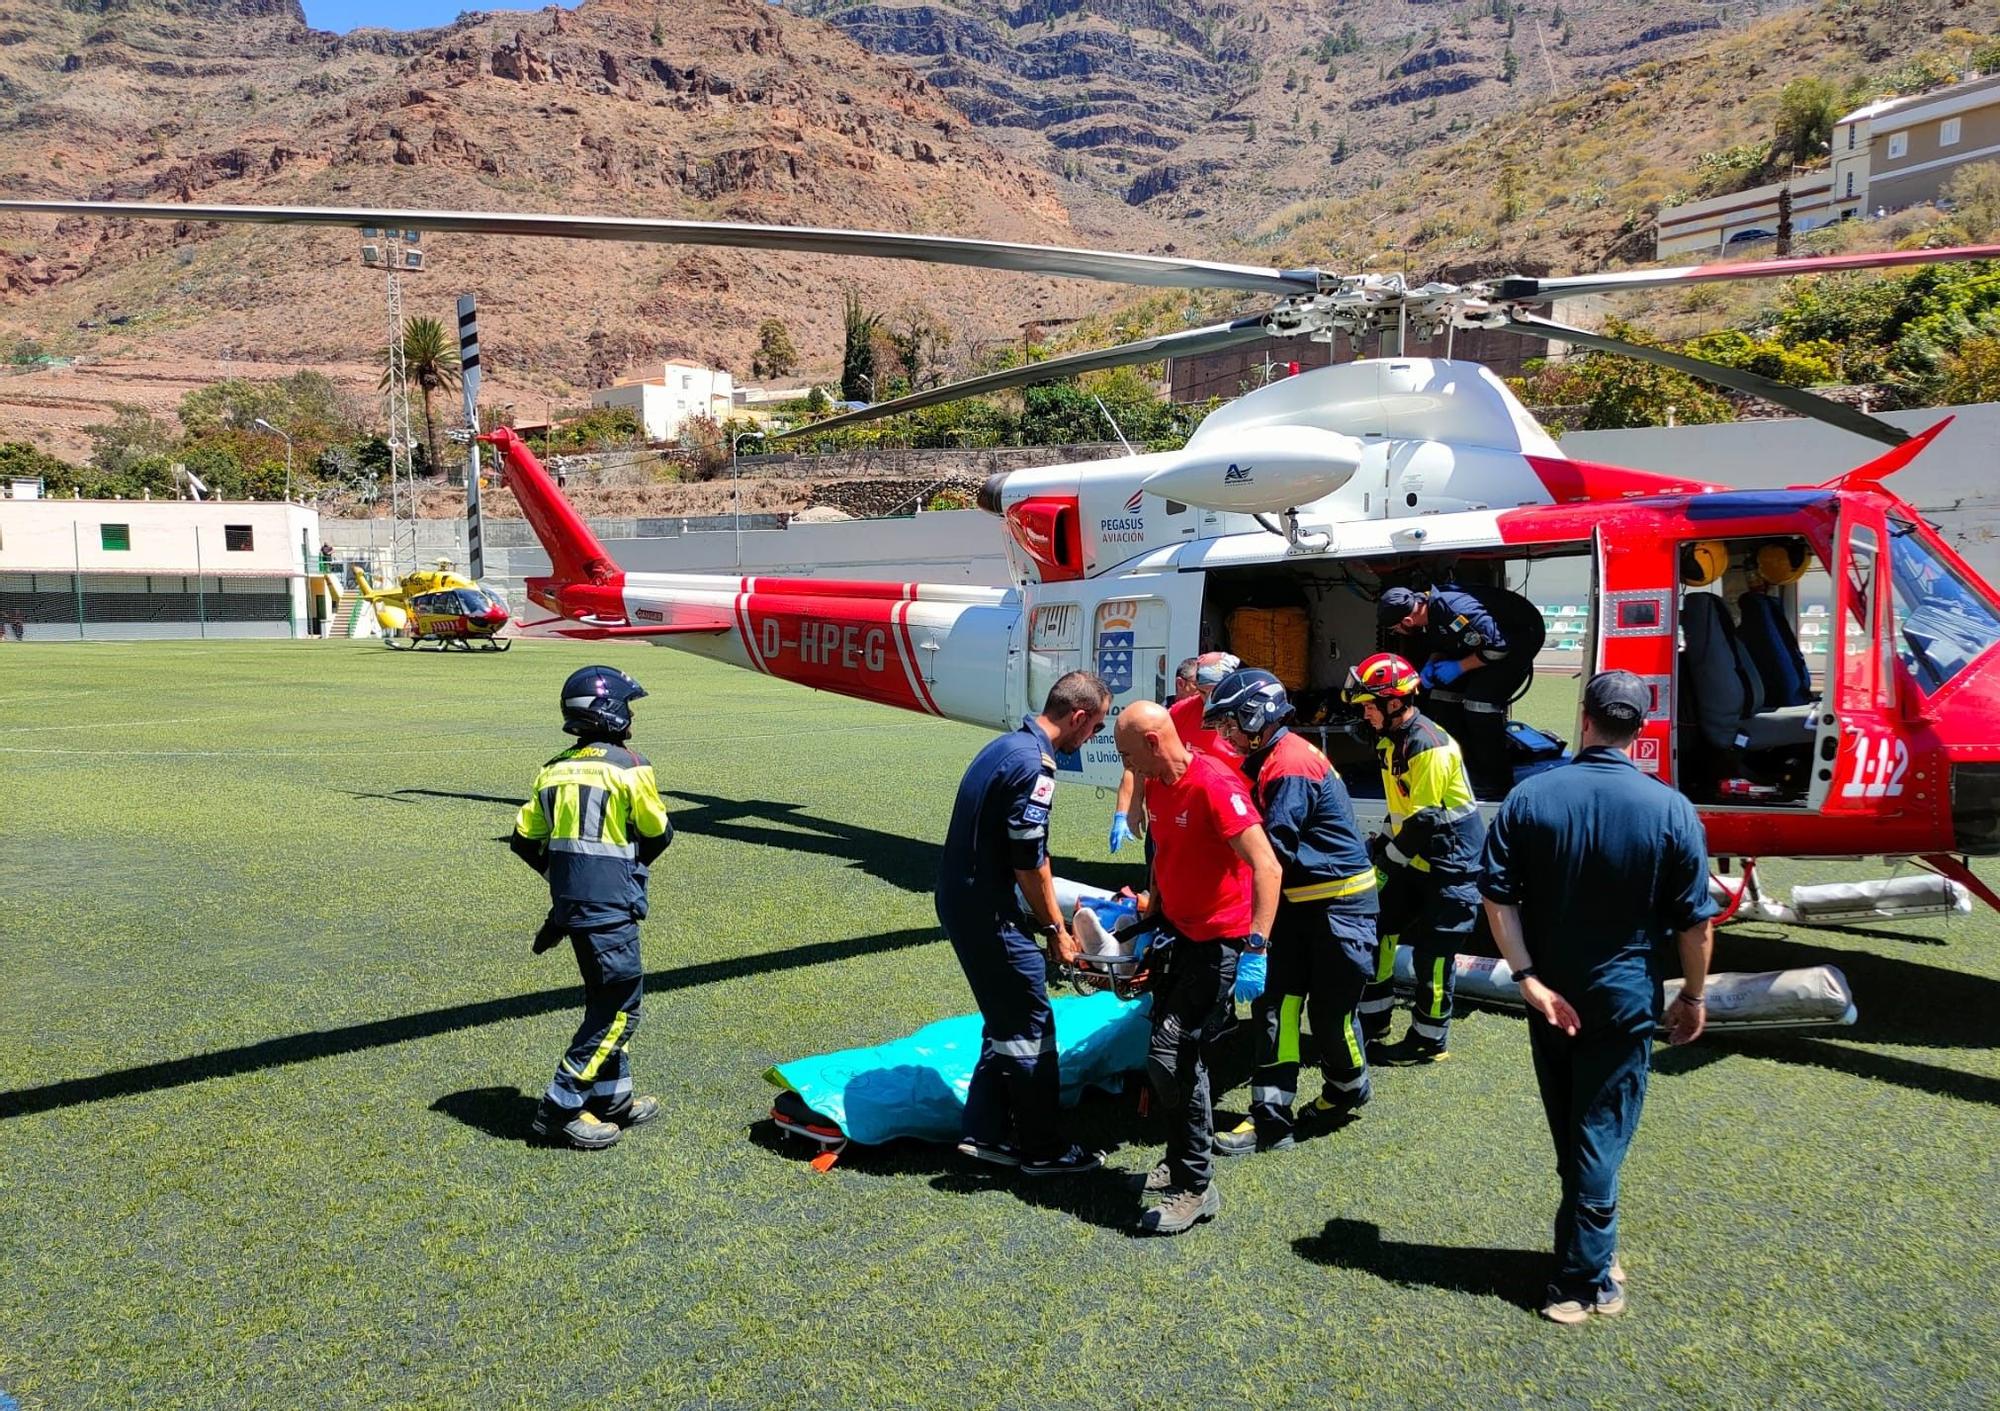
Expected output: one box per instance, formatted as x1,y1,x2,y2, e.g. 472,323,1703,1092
1284,870,1379,903
1428,957,1447,1017
1343,1012,1364,1070
1376,937,1397,983
1277,994,1304,1066
629,765,670,838
578,1010,630,1082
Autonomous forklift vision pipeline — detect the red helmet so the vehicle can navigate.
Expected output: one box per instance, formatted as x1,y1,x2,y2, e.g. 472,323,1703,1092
1342,652,1423,707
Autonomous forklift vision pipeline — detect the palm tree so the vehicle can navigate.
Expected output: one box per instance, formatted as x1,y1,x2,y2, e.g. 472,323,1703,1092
380,315,462,477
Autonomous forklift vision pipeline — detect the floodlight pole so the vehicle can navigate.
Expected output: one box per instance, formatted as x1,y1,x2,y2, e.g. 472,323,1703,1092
733,430,765,569
253,418,293,502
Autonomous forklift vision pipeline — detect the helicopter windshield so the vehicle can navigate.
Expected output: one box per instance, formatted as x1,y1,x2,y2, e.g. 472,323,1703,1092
1886,517,2000,695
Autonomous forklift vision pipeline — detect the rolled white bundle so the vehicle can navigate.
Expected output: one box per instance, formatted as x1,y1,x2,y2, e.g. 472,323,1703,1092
1392,948,1856,1030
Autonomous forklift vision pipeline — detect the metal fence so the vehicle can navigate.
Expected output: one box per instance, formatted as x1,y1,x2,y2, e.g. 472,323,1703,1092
0,570,299,640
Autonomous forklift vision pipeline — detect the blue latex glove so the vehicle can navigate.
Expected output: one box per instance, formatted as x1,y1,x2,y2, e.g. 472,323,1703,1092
1234,947,1268,1004
1081,895,1138,930
1109,811,1133,853
1428,658,1465,687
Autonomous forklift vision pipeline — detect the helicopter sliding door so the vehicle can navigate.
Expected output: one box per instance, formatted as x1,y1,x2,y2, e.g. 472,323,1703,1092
1589,526,1677,784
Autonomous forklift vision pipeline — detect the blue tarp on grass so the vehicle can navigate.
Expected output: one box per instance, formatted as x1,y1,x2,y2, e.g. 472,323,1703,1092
764,990,1153,1146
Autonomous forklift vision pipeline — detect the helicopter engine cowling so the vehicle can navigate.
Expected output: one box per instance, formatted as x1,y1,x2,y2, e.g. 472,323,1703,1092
1137,425,1363,514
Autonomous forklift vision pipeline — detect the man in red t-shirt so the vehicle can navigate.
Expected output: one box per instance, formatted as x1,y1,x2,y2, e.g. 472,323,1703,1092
1116,699,1281,1235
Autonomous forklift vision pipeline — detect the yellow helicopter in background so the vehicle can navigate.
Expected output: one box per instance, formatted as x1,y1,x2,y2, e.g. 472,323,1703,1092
352,560,514,651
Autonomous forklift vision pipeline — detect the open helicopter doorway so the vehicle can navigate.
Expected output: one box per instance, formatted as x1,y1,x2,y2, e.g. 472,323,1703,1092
1197,544,1594,806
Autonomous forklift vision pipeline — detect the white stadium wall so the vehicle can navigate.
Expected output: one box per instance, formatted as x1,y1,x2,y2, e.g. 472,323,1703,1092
0,499,321,640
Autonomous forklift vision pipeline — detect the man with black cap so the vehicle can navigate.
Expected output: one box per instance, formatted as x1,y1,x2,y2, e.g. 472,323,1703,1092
1479,670,1718,1324
1379,582,1545,799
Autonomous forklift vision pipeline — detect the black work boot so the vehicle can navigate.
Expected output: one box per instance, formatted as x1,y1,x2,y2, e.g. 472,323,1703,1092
531,1108,622,1150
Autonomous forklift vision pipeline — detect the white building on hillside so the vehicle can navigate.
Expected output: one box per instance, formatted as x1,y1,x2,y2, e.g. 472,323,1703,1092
0,497,322,639
591,360,735,443
1657,70,2000,257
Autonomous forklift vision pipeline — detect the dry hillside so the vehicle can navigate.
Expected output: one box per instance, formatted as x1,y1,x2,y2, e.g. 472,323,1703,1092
0,0,1163,440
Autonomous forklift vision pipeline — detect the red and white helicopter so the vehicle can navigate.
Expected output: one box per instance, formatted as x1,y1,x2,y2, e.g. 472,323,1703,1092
10,199,2000,923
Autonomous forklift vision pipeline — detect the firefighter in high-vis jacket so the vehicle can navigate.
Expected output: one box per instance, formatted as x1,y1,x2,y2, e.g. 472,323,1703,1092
1199,669,1380,1156
1342,652,1486,1064
511,665,673,1150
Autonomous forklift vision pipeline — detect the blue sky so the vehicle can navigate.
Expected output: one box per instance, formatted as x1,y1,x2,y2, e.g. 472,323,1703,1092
303,0,576,35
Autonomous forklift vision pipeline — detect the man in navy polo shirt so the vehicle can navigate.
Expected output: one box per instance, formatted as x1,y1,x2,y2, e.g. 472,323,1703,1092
1480,670,1718,1324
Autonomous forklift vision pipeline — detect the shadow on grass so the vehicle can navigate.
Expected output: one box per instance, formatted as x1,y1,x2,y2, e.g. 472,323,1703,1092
0,926,938,1123
432,1085,540,1142
799,1085,1161,1235
1292,1218,1548,1308
356,785,1138,896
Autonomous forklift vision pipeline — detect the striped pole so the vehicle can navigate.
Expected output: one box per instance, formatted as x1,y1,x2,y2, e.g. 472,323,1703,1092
457,293,484,581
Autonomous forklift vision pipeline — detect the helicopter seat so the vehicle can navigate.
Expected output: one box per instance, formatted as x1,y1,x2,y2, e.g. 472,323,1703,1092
1679,590,1814,795
1737,590,1815,708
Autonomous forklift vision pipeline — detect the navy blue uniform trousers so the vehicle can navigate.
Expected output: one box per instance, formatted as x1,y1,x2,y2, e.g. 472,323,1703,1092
1248,904,1374,1138
539,920,644,1124
1528,1011,1652,1303
941,908,1063,1160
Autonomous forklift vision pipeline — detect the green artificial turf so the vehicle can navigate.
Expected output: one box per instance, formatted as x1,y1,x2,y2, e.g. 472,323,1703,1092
0,644,1995,1410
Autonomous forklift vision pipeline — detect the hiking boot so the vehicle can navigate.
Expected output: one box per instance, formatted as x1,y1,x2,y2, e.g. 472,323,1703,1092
1214,1119,1294,1158
1135,1183,1220,1235
1128,1161,1173,1194
1370,1035,1449,1065
1540,1282,1626,1325
1020,1144,1102,1177
531,1109,621,1151
956,1137,1023,1168
614,1096,661,1128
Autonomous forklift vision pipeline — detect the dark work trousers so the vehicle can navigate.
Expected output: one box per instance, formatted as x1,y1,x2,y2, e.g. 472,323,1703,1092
1147,936,1241,1193
1529,1010,1653,1304
1248,903,1375,1139
539,920,644,1124
941,908,1063,1160
1363,867,1478,1047
1432,663,1528,800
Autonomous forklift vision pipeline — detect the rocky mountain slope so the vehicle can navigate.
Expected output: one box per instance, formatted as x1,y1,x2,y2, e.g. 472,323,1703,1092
787,0,1813,237
0,0,1157,423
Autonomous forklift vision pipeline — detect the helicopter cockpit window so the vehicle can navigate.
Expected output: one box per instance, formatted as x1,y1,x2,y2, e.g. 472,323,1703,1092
1886,517,2000,694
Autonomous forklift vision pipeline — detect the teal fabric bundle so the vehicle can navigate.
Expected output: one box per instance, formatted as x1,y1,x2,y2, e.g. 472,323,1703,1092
765,990,1152,1146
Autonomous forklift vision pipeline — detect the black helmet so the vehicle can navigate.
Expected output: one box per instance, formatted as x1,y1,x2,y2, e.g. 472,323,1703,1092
1203,667,1293,737
560,664,646,738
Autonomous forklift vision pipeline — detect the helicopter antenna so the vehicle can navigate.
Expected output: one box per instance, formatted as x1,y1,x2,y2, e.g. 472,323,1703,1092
1092,393,1136,457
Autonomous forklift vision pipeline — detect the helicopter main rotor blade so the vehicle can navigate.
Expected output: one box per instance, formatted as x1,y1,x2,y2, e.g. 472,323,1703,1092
1499,312,1910,447
771,315,1274,438
0,199,1321,295
1495,243,2000,302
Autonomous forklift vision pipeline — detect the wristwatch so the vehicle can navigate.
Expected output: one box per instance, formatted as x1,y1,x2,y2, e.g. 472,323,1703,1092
1243,932,1269,953
1512,966,1537,984
1035,921,1061,941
